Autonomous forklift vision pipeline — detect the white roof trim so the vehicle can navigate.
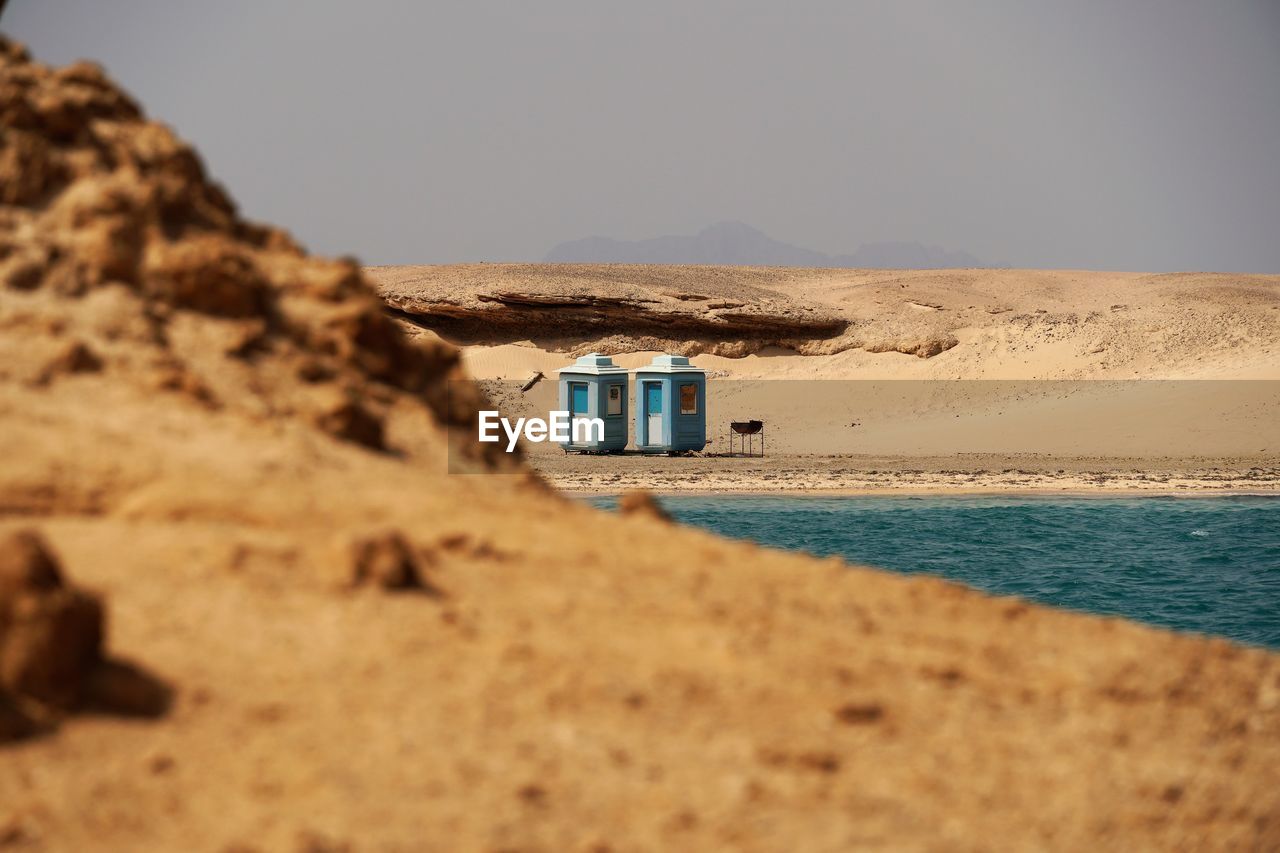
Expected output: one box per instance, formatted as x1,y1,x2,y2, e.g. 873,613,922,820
632,354,704,375
556,353,628,377
556,366,629,376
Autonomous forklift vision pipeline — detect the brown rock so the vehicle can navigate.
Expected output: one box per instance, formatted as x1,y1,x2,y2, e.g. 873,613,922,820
143,237,270,318
0,529,63,597
348,531,438,594
0,35,510,466
0,690,39,741
0,531,102,710
36,340,103,384
313,397,385,451
0,246,49,290
370,263,848,357
0,587,103,710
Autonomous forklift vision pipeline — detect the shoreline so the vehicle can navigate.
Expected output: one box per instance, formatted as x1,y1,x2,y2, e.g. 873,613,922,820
531,452,1280,497
561,484,1280,497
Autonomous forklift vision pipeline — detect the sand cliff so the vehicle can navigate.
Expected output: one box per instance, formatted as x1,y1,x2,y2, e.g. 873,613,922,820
372,263,852,358
369,263,1280,374
2,37,1279,852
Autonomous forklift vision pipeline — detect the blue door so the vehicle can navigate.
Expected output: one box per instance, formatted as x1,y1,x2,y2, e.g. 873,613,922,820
645,382,663,446
570,383,589,416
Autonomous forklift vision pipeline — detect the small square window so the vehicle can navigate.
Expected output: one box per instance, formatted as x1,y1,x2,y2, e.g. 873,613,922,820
680,383,697,415
607,384,623,415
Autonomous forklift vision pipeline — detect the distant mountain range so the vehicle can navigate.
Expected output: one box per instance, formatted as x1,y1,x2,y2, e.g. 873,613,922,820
544,221,985,269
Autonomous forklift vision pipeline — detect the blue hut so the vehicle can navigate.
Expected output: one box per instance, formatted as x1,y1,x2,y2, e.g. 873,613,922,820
633,354,707,453
556,353,629,452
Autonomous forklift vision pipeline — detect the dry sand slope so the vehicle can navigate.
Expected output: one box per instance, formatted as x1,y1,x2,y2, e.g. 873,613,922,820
2,37,1280,853
372,265,1280,493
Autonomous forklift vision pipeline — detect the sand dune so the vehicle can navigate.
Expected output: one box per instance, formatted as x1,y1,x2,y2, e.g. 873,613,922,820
2,37,1279,852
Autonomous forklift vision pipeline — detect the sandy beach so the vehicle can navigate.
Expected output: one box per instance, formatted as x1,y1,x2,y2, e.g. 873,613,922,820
533,453,1280,495
464,349,1279,494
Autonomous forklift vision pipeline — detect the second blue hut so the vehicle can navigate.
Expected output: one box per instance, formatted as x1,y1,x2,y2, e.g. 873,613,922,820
556,353,628,452
633,354,707,453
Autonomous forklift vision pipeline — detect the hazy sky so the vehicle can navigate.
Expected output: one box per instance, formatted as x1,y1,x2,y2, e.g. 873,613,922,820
6,1,1280,272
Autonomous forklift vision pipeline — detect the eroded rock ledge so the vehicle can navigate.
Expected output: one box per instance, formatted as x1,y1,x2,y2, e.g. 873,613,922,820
370,263,860,357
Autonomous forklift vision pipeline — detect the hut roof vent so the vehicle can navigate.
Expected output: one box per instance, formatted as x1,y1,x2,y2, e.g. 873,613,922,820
556,353,627,376
634,354,703,374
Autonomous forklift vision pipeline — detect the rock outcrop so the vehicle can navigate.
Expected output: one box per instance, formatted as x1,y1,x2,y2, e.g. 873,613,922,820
371,263,850,357
0,37,503,466
0,528,168,740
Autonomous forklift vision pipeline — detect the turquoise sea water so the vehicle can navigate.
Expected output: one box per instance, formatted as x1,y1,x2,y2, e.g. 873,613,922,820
588,495,1280,649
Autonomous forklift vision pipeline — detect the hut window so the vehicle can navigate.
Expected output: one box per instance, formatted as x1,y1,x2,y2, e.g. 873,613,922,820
607,384,623,415
679,383,697,415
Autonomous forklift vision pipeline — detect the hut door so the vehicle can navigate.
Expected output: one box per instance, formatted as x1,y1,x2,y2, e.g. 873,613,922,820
645,382,663,446
569,382,589,418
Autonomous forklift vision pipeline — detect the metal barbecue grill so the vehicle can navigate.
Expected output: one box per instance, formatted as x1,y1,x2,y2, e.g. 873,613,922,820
728,420,765,456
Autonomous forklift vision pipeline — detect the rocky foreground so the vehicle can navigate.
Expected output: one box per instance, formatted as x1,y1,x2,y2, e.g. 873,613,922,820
1,37,1279,852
